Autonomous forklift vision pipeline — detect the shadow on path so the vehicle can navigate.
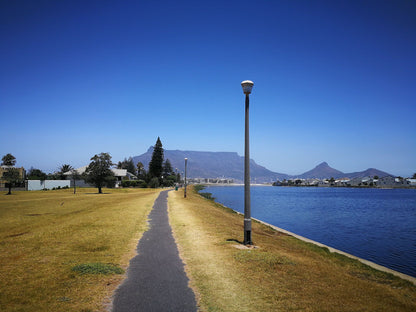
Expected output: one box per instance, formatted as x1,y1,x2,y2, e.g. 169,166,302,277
112,190,197,312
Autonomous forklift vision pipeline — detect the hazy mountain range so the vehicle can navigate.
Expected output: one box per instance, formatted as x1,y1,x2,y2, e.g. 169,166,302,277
132,147,393,183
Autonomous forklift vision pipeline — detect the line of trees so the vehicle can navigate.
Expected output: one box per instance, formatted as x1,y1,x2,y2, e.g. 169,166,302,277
2,137,181,194
116,137,179,188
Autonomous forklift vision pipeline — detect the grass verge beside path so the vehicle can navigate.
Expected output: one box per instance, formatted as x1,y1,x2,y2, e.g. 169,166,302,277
0,188,160,312
168,187,416,312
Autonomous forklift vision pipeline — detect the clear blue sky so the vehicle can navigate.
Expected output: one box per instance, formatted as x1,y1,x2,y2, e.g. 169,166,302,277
1,0,415,177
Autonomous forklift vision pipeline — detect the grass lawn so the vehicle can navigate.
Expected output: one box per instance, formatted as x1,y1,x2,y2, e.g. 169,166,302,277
168,187,416,312
0,187,160,312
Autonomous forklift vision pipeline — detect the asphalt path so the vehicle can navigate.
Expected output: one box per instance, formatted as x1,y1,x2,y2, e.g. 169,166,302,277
112,190,197,312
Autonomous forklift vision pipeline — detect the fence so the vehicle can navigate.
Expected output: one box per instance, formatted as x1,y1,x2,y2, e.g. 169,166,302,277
27,180,71,191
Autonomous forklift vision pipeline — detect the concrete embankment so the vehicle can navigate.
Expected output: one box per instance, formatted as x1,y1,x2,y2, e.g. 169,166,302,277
250,216,416,285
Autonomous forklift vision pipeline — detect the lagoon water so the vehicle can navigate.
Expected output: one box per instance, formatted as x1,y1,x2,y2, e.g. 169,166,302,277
205,186,416,278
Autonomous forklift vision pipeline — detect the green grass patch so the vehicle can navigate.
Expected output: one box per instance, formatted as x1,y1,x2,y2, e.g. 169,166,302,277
71,263,124,275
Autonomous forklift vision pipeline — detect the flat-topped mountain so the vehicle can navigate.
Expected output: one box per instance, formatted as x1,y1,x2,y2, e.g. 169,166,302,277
132,147,288,183
132,148,394,182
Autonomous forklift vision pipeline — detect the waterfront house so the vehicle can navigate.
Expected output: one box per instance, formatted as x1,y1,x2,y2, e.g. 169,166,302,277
377,176,407,188
407,179,416,186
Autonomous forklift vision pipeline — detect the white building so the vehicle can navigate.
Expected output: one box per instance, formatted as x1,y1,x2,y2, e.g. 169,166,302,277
64,166,137,188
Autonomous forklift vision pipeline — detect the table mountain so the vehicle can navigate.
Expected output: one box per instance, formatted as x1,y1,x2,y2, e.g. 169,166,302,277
132,147,289,183
132,148,393,182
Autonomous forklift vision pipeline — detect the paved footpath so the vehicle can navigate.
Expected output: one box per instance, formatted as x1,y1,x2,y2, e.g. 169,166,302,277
112,190,197,312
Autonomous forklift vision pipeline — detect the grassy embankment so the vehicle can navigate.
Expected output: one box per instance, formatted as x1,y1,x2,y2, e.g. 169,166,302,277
0,188,160,312
168,186,416,312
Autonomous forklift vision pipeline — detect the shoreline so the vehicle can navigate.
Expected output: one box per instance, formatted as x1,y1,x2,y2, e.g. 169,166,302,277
198,183,416,190
251,216,416,285
204,193,416,285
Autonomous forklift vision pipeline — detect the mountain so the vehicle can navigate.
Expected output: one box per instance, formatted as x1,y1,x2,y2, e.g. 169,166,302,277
131,148,394,182
344,168,393,179
132,147,289,183
295,162,393,179
296,162,344,179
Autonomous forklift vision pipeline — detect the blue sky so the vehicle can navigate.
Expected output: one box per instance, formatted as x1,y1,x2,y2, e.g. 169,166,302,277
1,0,415,177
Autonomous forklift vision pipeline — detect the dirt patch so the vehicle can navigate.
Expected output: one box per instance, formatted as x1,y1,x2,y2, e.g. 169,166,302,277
231,244,259,250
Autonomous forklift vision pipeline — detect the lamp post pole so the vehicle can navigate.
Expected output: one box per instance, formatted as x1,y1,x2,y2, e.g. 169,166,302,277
184,158,188,198
241,80,254,245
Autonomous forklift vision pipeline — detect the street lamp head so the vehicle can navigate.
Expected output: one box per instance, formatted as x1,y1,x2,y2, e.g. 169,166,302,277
241,80,254,94
184,158,188,161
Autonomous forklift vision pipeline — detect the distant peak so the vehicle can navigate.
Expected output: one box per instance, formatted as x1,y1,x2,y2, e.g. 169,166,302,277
317,162,329,167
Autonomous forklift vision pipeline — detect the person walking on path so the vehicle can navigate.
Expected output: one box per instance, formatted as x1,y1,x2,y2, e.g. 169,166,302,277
112,190,197,312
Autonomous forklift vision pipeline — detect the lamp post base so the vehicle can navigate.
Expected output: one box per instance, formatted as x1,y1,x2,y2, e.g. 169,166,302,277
244,230,252,245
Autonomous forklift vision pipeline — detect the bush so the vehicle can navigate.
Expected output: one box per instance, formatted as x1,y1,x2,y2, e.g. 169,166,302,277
200,192,215,200
162,177,176,187
138,180,147,188
121,180,147,188
122,180,136,188
148,177,160,188
194,184,206,192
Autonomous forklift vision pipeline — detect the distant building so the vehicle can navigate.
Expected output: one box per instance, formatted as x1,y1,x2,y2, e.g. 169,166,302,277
407,179,416,186
0,165,25,188
63,166,137,188
334,178,350,187
188,177,234,184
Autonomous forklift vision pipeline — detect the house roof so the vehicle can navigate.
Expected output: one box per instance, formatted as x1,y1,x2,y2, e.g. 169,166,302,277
64,166,128,177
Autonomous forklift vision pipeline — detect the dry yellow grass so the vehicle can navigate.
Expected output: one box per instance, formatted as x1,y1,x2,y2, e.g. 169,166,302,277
168,187,416,312
0,188,160,312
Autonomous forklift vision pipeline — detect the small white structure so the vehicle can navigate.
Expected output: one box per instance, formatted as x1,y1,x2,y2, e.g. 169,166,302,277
63,166,137,188
27,180,70,191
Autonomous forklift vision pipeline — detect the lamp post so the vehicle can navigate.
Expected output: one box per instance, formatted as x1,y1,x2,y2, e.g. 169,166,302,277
184,158,188,198
241,80,254,245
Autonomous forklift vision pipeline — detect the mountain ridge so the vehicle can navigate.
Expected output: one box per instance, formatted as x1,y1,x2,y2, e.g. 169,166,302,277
294,162,393,180
132,148,394,182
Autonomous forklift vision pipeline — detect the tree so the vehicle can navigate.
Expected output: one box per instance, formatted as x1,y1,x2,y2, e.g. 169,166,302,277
27,168,47,180
163,159,174,177
117,157,137,176
1,153,16,166
412,173,416,179
3,167,22,195
148,137,164,183
136,162,146,180
148,177,160,188
84,153,115,194
69,168,81,194
58,164,73,180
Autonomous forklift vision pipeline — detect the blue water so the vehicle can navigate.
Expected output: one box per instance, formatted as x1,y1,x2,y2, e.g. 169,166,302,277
205,186,416,278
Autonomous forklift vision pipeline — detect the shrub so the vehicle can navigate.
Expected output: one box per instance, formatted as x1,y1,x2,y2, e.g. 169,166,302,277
148,177,160,188
200,192,215,200
138,180,147,188
194,184,206,192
